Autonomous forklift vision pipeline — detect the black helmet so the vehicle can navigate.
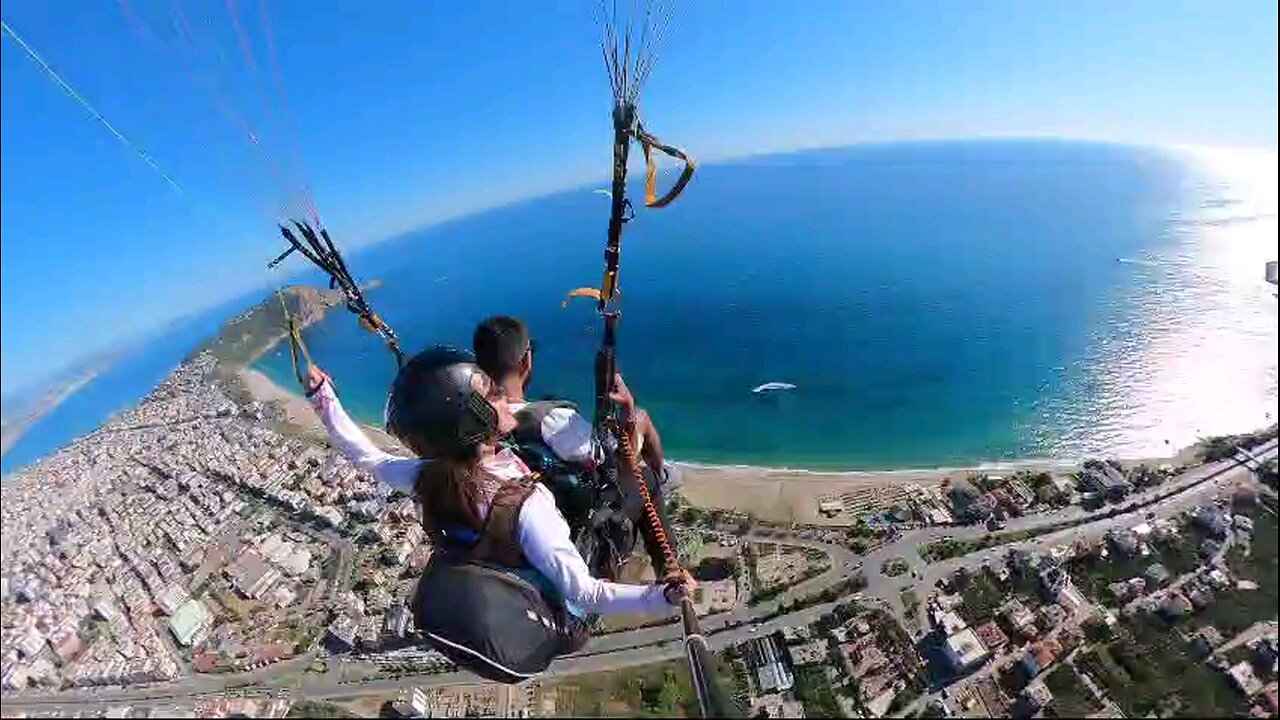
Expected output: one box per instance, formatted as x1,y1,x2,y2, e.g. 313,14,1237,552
384,345,499,459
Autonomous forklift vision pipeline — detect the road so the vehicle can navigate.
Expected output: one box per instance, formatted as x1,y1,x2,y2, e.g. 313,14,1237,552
5,439,1274,713
1212,620,1279,658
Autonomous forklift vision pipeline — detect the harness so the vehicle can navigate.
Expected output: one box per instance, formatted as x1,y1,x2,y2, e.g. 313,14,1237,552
505,400,637,580
412,478,588,684
444,479,536,565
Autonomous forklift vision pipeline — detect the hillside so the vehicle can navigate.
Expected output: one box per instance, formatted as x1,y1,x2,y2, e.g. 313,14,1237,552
198,285,344,370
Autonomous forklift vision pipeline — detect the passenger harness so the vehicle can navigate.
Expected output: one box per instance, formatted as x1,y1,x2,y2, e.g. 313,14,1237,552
412,478,589,684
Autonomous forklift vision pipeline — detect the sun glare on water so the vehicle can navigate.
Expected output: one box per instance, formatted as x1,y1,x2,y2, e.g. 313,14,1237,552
1088,146,1278,458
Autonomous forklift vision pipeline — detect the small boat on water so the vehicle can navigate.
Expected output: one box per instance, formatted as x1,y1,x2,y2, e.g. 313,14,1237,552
751,382,796,394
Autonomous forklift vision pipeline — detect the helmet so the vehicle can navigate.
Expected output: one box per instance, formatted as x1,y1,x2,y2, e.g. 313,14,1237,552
384,345,499,459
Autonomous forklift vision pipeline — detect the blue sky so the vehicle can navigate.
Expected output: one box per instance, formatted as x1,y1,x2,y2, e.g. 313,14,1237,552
2,0,1276,396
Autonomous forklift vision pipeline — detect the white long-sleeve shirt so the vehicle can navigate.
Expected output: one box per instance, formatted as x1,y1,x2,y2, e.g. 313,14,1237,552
309,381,672,617
508,400,594,464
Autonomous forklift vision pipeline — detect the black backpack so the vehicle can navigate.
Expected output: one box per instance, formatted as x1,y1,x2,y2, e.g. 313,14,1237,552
507,400,636,580
411,480,587,684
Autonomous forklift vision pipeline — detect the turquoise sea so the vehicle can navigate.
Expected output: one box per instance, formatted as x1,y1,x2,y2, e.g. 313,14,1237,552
5,141,1277,475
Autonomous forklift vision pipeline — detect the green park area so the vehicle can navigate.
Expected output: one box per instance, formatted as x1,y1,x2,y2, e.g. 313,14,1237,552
548,656,745,717
956,571,1007,624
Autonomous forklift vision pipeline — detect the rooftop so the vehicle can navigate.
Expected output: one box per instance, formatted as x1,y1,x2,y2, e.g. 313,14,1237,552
168,599,211,647
945,628,989,670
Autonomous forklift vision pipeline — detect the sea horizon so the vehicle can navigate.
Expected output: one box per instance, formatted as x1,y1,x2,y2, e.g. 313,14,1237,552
4,139,1277,476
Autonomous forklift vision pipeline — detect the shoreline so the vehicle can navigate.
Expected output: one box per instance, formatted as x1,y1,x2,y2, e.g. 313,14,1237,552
0,368,106,458
238,364,1214,524
238,367,406,451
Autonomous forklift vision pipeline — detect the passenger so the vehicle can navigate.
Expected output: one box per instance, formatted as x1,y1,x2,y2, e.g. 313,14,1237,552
304,348,693,680
472,315,677,575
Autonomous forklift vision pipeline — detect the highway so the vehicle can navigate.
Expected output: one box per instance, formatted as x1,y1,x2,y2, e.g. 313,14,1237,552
4,439,1273,714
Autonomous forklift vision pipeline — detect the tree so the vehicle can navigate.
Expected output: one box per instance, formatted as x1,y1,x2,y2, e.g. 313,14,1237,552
679,505,704,525
287,701,355,718
1200,436,1237,462
654,671,682,715
1258,457,1278,488
1131,461,1162,484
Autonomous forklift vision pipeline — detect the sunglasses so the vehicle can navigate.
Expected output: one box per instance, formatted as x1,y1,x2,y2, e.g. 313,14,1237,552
526,338,538,355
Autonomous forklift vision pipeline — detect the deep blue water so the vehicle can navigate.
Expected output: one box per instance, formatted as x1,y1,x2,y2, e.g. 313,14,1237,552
7,141,1277,474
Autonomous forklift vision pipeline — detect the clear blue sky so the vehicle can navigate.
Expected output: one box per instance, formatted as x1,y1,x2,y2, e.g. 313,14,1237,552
2,0,1276,397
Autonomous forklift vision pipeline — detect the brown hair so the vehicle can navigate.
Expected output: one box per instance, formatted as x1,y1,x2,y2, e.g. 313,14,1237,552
413,451,496,539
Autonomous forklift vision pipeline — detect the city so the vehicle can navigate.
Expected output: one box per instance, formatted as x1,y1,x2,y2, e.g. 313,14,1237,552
1,349,1276,718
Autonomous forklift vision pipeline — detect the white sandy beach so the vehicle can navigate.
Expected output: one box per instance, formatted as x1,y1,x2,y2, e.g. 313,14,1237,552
239,367,406,451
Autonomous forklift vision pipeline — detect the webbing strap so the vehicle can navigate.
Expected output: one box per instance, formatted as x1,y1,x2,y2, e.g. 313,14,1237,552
467,480,538,568
558,118,694,311
633,122,696,209
275,289,314,390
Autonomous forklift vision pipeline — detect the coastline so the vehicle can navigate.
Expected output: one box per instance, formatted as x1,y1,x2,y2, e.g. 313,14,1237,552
0,369,106,457
238,364,1208,524
238,367,406,452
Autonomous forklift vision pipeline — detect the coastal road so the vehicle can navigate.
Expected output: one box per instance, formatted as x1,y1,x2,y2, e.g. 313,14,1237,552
2,530,864,712
6,597,857,715
6,440,1274,713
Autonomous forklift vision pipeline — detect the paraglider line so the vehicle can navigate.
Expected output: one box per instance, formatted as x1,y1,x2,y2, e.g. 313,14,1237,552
258,0,321,228
2,18,185,196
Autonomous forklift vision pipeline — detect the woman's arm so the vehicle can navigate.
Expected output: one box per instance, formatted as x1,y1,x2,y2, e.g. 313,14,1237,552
307,370,421,495
516,486,673,616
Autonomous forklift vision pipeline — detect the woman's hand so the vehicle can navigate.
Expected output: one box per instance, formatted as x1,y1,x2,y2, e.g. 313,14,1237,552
660,569,697,606
609,372,636,416
305,366,331,397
